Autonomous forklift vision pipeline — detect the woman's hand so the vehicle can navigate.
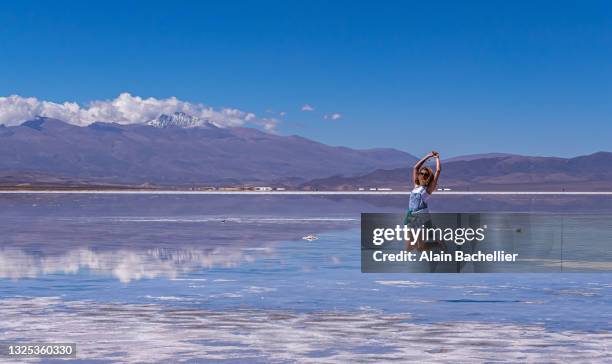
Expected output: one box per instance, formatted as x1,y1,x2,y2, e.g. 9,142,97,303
431,151,439,158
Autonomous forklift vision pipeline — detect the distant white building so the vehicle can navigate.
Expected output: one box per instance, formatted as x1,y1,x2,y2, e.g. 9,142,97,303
275,187,286,191
254,186,273,191
197,186,216,191
377,188,392,191
369,188,377,191
220,187,241,191
358,187,365,191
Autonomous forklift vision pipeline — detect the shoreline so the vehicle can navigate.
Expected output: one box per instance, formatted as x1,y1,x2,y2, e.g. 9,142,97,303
1,190,612,195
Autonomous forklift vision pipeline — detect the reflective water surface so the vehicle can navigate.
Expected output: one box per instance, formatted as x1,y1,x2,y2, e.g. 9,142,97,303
0,194,611,363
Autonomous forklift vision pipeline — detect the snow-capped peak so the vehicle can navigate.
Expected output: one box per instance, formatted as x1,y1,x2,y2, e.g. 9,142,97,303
146,112,216,128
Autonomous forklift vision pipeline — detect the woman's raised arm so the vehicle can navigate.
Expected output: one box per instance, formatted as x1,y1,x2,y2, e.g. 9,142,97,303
427,152,442,194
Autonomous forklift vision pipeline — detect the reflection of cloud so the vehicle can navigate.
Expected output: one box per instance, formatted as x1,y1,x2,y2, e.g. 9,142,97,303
1,297,609,363
301,104,314,111
0,247,275,283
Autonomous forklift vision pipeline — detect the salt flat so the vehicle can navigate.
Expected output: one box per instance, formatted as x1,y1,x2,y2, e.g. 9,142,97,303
1,190,612,195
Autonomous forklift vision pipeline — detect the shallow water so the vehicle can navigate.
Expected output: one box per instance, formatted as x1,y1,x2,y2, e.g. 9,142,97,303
0,194,610,363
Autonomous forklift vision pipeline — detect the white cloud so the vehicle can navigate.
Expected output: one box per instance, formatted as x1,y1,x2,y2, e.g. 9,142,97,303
301,104,314,112
265,109,286,117
0,93,279,130
324,113,342,121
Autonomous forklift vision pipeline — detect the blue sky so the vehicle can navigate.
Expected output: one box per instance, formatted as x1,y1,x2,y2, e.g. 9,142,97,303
0,0,610,157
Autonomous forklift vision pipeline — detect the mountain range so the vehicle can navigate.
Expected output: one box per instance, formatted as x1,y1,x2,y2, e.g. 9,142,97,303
301,152,612,191
0,113,610,191
0,114,416,187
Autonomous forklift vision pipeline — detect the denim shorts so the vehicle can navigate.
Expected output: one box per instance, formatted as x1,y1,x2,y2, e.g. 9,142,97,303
404,210,432,229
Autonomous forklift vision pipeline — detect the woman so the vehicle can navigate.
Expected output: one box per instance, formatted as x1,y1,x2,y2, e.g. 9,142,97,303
404,151,441,250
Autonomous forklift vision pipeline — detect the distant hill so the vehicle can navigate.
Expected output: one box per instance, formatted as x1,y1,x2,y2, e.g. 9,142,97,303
0,115,417,187
444,153,520,163
300,152,612,191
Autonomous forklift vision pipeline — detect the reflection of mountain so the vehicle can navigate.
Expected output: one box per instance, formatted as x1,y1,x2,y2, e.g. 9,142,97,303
0,116,415,186
2,194,612,281
0,211,358,281
0,195,364,282
301,152,612,191
0,213,358,282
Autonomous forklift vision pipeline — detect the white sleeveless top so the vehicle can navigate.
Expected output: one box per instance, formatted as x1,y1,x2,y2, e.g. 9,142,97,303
409,185,430,213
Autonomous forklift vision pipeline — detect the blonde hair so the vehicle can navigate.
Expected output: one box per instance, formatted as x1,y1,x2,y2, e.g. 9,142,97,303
417,166,434,186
